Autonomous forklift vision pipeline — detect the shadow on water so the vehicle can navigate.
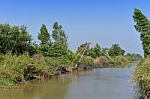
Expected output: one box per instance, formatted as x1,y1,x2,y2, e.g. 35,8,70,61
0,62,139,99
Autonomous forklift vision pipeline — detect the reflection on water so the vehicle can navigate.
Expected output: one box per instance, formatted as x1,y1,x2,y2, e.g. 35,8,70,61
0,63,139,99
0,76,72,99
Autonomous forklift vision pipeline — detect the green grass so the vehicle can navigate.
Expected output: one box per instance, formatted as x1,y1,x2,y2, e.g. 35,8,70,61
112,56,129,66
133,57,150,99
0,53,133,87
0,53,72,86
93,56,130,68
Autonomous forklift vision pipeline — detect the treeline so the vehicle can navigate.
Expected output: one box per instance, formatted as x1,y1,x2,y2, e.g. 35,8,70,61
76,42,141,66
0,22,141,86
133,8,150,99
0,22,72,64
0,22,74,86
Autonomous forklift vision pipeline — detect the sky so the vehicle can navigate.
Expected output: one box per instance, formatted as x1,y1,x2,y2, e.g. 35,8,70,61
0,0,150,55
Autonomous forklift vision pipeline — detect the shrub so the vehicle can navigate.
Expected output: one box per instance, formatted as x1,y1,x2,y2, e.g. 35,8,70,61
133,57,150,98
112,56,129,66
93,56,109,66
0,54,49,86
80,56,94,65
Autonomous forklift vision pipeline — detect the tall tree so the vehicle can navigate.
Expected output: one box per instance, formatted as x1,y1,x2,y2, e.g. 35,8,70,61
38,24,51,56
52,22,68,50
133,8,150,57
38,24,50,45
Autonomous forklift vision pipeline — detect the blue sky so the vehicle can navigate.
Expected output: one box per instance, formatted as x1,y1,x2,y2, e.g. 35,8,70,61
0,0,150,55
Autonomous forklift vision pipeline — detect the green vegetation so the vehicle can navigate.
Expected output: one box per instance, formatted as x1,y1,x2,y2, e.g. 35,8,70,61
133,8,150,98
133,58,150,99
108,44,125,57
0,24,33,55
125,53,142,62
0,21,140,86
0,22,73,86
133,8,150,57
0,53,73,86
112,56,129,66
75,42,140,67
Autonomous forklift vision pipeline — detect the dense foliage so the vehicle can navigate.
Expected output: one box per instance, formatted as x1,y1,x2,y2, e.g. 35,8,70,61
89,43,102,58
125,53,142,62
133,8,150,57
133,8,150,99
133,58,150,99
0,24,33,54
108,44,125,57
37,22,71,64
0,21,140,86
0,53,68,86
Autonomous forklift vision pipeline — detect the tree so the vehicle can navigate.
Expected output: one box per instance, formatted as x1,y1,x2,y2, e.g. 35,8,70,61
108,44,125,57
0,24,32,54
52,22,68,50
93,43,102,57
89,43,102,58
37,24,51,56
38,24,50,45
76,42,90,56
133,8,150,57
101,48,109,55
125,53,142,61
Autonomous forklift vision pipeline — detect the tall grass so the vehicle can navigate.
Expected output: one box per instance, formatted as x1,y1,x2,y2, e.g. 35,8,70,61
93,56,129,67
93,56,109,66
80,56,94,65
133,57,150,99
0,53,69,86
112,56,129,66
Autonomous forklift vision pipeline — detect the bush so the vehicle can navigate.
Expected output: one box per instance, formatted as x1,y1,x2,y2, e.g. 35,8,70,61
112,56,129,66
0,54,50,86
0,53,74,86
133,57,150,99
93,56,109,66
80,56,94,65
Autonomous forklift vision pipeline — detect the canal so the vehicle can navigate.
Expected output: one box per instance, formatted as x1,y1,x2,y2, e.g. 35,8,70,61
0,62,139,99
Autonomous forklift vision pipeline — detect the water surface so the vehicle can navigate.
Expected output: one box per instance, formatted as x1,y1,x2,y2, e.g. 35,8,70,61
0,63,139,99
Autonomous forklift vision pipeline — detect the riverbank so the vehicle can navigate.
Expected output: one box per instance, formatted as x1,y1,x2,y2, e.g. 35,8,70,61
0,62,138,99
133,58,150,99
0,54,132,87
0,54,72,87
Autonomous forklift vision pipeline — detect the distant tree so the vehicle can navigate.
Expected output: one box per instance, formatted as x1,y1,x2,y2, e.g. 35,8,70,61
88,48,96,58
108,44,125,57
101,48,109,55
125,53,142,61
133,8,150,57
94,43,102,57
76,42,90,56
89,43,102,58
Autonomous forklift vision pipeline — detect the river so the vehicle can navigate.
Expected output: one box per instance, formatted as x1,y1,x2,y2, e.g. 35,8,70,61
0,62,139,99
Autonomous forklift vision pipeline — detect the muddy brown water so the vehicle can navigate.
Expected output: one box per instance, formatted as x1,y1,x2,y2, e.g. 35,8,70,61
0,63,139,99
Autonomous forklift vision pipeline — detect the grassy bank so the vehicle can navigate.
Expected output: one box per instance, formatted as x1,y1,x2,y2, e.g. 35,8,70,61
78,55,129,68
0,54,71,86
0,54,95,86
0,54,132,86
133,58,150,99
